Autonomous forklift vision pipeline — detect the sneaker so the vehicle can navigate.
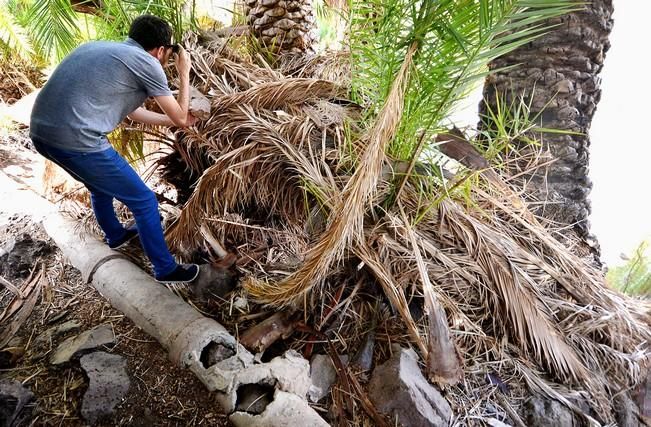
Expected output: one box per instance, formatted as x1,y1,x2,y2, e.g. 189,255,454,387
156,264,200,284
107,226,139,249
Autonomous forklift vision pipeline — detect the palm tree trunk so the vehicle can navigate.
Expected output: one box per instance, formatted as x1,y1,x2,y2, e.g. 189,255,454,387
481,1,614,255
244,0,317,55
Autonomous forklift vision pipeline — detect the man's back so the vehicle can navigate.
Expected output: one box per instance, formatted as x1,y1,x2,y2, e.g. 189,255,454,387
30,39,171,152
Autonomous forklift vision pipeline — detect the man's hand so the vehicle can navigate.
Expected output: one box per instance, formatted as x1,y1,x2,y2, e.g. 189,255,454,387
185,113,198,127
173,46,191,77
152,45,192,127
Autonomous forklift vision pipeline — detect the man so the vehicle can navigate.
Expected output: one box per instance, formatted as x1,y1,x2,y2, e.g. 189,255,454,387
30,15,199,283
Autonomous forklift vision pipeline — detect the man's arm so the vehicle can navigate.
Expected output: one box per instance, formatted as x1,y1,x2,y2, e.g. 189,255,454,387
127,107,196,127
127,107,174,126
153,46,192,127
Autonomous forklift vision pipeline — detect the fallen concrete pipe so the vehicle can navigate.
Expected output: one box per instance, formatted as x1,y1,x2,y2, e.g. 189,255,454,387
41,213,242,369
0,176,327,425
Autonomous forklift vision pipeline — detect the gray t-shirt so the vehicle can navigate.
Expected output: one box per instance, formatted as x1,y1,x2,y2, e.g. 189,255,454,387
30,38,172,152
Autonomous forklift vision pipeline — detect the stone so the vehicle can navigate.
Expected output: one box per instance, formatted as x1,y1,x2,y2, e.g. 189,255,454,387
0,379,33,426
0,237,15,258
524,397,575,427
260,0,279,6
189,86,211,120
50,324,115,365
0,234,55,281
614,392,641,427
80,352,130,424
192,264,237,301
307,354,348,402
637,368,651,418
233,296,248,311
33,320,81,349
351,331,375,372
230,390,328,427
368,345,452,427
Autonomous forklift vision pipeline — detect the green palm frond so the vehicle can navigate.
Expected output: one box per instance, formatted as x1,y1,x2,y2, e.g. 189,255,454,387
0,3,34,62
349,0,580,161
27,0,83,61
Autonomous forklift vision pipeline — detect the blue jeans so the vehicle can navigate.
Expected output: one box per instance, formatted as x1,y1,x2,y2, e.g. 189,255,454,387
32,138,177,278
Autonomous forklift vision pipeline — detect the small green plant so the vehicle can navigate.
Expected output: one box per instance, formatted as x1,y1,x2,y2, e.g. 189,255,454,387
314,0,345,51
607,240,651,296
0,3,33,62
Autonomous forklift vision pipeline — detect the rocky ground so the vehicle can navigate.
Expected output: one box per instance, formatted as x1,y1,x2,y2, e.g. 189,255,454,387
0,130,230,426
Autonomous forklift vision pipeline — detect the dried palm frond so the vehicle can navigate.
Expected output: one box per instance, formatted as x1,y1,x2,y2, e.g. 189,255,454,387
148,20,651,424
245,43,417,306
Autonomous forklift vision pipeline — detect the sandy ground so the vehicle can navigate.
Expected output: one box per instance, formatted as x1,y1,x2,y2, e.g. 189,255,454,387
0,129,231,426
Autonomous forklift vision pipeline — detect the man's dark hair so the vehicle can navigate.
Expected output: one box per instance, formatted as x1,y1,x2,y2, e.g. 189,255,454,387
128,15,172,51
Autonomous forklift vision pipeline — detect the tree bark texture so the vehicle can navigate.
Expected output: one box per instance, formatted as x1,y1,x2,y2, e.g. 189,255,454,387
481,1,614,250
244,0,318,55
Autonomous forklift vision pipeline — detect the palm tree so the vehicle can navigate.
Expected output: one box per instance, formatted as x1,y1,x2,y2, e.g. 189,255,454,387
0,1,34,62
243,0,318,55
480,0,614,254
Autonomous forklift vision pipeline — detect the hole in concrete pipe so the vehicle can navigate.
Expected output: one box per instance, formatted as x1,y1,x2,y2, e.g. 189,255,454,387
235,383,275,415
200,341,236,368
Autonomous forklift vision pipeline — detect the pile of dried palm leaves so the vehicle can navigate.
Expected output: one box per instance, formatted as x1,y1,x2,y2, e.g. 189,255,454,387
143,33,651,426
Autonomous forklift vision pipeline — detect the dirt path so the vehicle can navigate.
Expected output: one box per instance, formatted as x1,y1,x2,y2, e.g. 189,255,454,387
0,131,230,426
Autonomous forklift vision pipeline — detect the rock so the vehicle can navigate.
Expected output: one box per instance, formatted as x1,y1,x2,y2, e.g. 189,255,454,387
192,264,237,301
0,379,33,426
233,296,248,311
368,345,452,427
50,324,115,365
0,234,55,281
33,320,81,349
230,390,328,427
80,352,130,424
0,237,15,258
308,354,348,402
637,368,651,418
524,397,575,427
351,330,375,373
614,392,640,427
189,86,211,120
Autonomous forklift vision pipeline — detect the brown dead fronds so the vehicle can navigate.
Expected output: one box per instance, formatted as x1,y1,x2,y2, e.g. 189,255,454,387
145,33,651,424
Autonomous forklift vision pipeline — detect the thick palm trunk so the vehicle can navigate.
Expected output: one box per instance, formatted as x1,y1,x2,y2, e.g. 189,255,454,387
244,0,317,55
481,1,614,252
